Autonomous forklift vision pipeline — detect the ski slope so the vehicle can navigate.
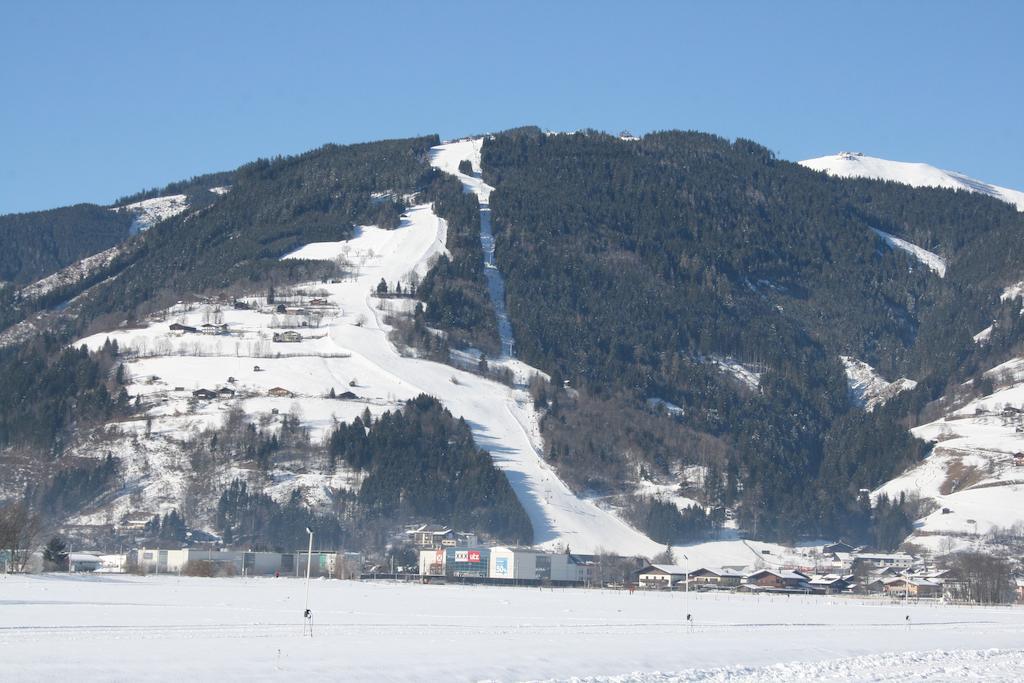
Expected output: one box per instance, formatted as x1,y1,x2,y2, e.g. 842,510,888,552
429,138,517,358
4,575,1023,682
79,201,662,556
800,151,1024,212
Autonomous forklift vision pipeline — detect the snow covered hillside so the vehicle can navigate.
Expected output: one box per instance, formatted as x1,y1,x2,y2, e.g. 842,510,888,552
875,357,1024,554
19,243,123,299
801,151,1024,211
76,197,662,556
841,356,917,411
113,194,189,234
870,228,947,277
5,575,1023,682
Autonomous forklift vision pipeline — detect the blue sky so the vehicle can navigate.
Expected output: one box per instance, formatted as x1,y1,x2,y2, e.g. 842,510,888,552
1,0,1021,214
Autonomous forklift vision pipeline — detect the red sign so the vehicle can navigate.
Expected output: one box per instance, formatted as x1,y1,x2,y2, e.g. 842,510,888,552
468,550,481,563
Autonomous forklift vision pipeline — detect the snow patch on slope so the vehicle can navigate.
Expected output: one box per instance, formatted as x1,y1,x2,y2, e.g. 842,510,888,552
800,151,1024,212
706,355,761,390
20,244,123,299
840,356,917,411
870,228,947,277
114,194,189,234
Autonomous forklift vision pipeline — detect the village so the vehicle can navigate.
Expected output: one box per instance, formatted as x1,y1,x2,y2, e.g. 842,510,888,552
10,524,1023,606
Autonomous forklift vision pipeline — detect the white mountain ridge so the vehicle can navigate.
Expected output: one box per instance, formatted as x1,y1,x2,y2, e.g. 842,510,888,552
800,151,1024,212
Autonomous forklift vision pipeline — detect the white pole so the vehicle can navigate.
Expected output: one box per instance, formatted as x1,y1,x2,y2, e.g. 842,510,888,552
683,553,689,631
303,528,314,636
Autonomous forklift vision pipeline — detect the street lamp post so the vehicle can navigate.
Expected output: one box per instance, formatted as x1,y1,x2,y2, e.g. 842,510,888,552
303,527,314,636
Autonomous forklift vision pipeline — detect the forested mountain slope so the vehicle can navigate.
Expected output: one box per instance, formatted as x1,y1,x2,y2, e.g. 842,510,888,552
0,204,133,286
456,128,1024,543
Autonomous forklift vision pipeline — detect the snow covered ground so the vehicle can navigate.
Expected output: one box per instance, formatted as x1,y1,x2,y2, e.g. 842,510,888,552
113,194,190,234
841,356,917,411
20,244,123,299
3,574,1023,681
800,152,1024,212
869,228,946,278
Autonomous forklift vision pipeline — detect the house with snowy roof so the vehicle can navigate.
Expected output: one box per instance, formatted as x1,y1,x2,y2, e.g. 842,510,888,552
636,564,689,589
882,577,941,599
742,568,811,591
688,567,745,587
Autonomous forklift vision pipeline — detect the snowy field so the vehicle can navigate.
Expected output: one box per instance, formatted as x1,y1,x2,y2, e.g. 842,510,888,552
2,575,1023,682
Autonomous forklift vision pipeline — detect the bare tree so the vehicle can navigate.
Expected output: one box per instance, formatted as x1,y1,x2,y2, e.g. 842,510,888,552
0,502,41,572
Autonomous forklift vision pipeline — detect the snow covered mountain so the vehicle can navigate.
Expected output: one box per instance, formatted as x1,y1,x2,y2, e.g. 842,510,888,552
800,151,1024,212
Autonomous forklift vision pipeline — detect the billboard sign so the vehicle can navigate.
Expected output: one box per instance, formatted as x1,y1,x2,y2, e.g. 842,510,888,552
455,550,482,563
494,557,510,576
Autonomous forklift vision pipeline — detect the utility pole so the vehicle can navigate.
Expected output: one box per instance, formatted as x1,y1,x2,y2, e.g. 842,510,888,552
303,527,314,636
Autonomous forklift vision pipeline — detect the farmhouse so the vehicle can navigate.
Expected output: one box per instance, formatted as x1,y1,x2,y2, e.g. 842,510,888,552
689,567,744,587
268,387,293,398
882,577,941,598
743,569,810,591
807,574,853,594
636,564,688,589
217,387,236,398
169,323,198,334
273,331,302,343
192,388,217,400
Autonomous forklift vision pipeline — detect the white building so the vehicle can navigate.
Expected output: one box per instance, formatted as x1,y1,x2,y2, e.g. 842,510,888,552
419,546,589,583
488,546,589,583
132,548,342,576
636,564,688,589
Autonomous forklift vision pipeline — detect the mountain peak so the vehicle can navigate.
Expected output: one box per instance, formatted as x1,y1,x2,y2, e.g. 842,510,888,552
799,152,1024,211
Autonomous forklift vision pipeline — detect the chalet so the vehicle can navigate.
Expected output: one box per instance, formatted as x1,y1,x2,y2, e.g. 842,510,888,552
883,577,941,598
1013,453,1024,467
232,300,251,310
822,541,857,555
200,323,228,335
1002,406,1022,417
268,387,293,398
405,524,478,549
273,331,302,343
217,387,236,398
743,569,810,591
406,524,455,549
636,564,688,589
192,388,217,400
807,574,852,594
688,567,744,587
169,323,199,334
338,391,358,400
